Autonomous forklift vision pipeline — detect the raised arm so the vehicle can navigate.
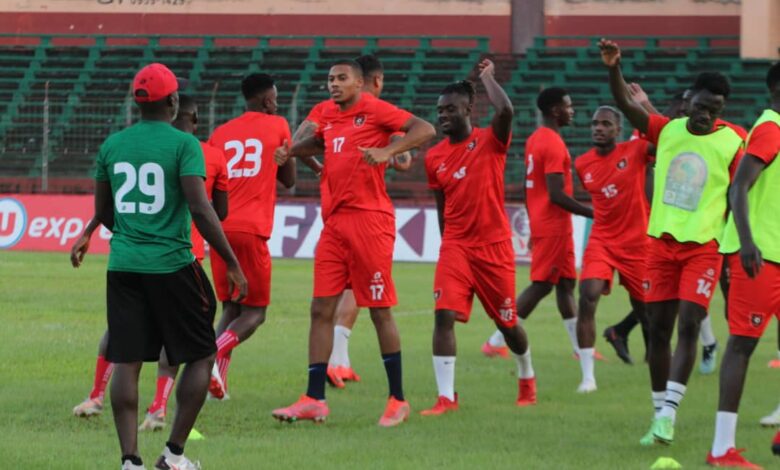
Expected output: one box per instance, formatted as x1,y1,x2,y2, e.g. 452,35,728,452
599,39,650,134
181,175,247,301
729,155,767,277
546,173,593,218
478,59,513,144
628,83,661,115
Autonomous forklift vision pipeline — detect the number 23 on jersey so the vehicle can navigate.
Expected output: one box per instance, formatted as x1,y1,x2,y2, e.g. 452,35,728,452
225,138,263,178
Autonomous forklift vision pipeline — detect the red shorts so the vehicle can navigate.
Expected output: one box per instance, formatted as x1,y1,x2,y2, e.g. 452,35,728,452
644,236,722,309
727,255,780,338
314,210,397,308
529,235,576,284
210,231,271,307
580,238,647,301
434,239,518,328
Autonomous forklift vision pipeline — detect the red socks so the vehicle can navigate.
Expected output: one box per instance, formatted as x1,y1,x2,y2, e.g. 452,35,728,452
89,355,113,400
215,330,239,387
216,330,239,357
148,376,176,414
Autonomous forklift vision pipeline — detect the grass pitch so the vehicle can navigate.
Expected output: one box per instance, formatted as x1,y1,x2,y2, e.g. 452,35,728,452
0,251,777,469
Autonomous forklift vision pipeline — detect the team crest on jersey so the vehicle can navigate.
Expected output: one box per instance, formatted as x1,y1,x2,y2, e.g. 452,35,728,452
642,280,651,292
616,158,628,170
353,115,367,128
453,166,467,180
467,139,477,151
434,289,442,301
751,313,764,328
584,172,593,184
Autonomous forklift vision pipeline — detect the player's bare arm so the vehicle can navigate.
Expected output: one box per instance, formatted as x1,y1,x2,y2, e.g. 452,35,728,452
276,157,297,188
70,217,102,268
433,189,446,236
628,82,660,115
388,134,413,172
291,120,324,175
361,116,435,165
94,180,114,232
478,58,514,144
600,39,650,134
546,173,594,218
276,136,327,166
729,154,767,277
212,188,228,221
181,175,248,301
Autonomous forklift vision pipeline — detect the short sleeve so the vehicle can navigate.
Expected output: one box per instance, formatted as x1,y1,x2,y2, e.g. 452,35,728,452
424,153,441,190
745,122,780,165
542,136,568,174
94,144,109,181
487,127,511,153
207,146,229,191
306,102,326,127
179,135,206,178
643,114,671,146
374,99,413,132
629,138,651,165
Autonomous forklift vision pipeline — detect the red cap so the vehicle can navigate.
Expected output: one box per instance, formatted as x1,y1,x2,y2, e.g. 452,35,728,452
133,63,179,103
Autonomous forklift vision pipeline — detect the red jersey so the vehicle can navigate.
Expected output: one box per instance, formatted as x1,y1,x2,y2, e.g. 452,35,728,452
191,142,229,260
208,111,291,237
314,93,412,218
425,127,512,246
575,139,651,247
524,127,573,237
745,121,780,164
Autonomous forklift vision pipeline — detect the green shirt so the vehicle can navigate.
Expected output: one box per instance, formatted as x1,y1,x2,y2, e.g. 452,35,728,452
721,109,780,261
647,118,743,244
95,120,205,273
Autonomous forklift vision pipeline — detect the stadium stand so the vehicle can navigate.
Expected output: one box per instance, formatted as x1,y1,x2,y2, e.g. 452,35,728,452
0,34,773,198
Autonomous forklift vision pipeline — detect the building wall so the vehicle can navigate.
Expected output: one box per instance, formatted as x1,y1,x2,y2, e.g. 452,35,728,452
0,0,746,53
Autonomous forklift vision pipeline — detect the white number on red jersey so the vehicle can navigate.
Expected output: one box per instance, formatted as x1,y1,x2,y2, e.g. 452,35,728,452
332,137,345,153
525,154,534,188
600,184,618,199
225,138,263,178
370,284,385,300
696,279,713,298
114,162,166,215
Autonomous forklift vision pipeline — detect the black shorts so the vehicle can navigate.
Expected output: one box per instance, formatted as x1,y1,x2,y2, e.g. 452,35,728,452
106,261,217,366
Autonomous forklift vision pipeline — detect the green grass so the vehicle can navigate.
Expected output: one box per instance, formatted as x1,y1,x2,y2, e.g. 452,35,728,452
0,251,777,469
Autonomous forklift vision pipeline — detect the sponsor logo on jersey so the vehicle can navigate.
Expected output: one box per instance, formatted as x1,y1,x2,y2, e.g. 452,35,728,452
324,123,333,131
616,158,628,170
353,115,366,128
467,139,477,151
436,163,447,174
453,166,467,180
